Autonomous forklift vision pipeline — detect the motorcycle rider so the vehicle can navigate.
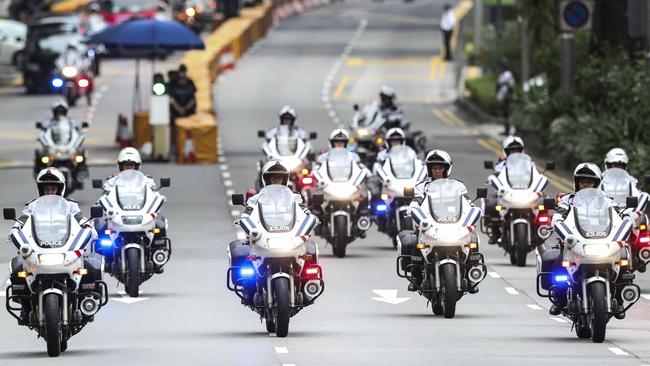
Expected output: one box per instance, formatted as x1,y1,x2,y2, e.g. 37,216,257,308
399,150,474,291
602,148,649,221
483,136,525,244
265,106,307,141
55,40,94,104
378,85,406,129
102,147,156,193
317,129,362,164
8,168,99,324
375,127,417,164
228,160,319,301
39,99,82,131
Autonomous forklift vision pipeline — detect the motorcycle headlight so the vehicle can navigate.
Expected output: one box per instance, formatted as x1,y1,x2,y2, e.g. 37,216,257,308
62,66,78,78
280,156,302,171
39,253,65,266
356,128,369,137
41,155,51,164
583,244,610,257
329,184,357,199
122,215,143,225
266,237,302,250
508,191,537,204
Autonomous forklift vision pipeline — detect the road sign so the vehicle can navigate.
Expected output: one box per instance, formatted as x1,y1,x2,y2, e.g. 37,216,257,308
560,0,593,32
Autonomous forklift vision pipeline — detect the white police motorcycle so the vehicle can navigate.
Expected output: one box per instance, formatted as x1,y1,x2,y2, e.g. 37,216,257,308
228,185,324,337
398,180,487,318
92,170,171,297
4,197,106,357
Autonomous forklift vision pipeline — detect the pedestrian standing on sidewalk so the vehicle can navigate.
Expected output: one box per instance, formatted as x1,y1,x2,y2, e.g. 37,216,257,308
496,58,515,135
440,4,456,61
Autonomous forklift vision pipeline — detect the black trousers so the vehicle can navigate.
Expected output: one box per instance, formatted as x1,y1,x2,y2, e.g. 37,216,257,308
442,30,453,60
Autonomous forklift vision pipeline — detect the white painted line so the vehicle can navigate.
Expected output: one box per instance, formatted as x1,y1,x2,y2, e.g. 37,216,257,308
236,231,246,240
324,102,332,110
224,180,233,187
219,157,227,163
641,294,650,300
230,210,241,217
488,271,501,278
332,117,340,124
226,189,235,196
220,164,229,170
504,287,519,295
527,304,543,310
549,317,568,323
222,171,231,179
607,347,628,356
275,346,289,354
282,364,296,366
328,110,336,117
322,96,330,102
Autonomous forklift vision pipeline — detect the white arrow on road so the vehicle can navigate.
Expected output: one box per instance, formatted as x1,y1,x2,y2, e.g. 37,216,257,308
110,290,149,304
371,289,411,304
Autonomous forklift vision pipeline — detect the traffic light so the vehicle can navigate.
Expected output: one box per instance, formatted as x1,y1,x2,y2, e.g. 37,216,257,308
152,73,166,96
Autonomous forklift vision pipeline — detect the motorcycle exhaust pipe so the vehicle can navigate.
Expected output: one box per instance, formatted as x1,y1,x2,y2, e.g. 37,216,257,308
537,225,552,240
303,280,323,302
152,249,170,267
467,265,486,285
621,285,640,303
80,295,100,317
357,216,372,231
639,247,650,262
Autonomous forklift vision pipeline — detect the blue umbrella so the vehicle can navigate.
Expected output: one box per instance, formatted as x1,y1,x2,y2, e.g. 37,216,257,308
84,18,205,52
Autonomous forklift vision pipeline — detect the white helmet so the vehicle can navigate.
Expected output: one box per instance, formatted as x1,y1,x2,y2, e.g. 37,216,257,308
379,85,396,99
604,148,629,170
385,127,406,147
328,128,350,148
425,150,452,178
52,99,69,115
36,167,66,196
573,162,602,191
117,147,142,171
261,160,290,186
502,136,524,156
278,106,297,125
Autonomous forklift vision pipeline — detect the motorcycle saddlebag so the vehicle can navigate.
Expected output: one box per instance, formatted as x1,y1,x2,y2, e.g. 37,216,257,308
537,242,561,291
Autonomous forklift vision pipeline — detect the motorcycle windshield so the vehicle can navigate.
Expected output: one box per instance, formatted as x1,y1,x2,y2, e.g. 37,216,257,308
257,185,296,232
115,170,148,211
275,128,299,156
505,153,533,189
327,148,353,182
572,188,612,239
427,179,463,223
600,168,632,207
32,196,70,248
388,146,415,179
49,119,73,145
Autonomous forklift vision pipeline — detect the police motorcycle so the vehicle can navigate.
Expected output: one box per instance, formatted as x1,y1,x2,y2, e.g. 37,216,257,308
312,148,371,258
374,145,426,247
483,153,555,266
91,171,171,297
397,181,488,318
228,185,324,337
3,198,107,357
255,127,318,195
600,168,650,272
34,118,90,196
350,102,426,168
52,54,93,107
536,189,640,343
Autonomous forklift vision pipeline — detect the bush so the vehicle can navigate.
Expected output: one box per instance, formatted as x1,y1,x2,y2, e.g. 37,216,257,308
465,76,499,116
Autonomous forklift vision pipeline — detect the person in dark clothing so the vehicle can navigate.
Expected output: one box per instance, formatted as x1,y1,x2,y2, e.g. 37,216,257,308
440,4,456,61
170,65,196,119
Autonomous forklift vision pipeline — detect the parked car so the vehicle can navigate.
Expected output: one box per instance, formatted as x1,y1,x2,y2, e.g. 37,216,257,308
0,19,26,66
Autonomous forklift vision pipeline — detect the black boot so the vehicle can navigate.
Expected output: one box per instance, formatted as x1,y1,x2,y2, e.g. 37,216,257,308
549,304,561,315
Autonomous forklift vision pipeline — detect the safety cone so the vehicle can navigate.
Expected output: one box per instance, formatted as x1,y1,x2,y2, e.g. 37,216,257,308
183,130,197,164
116,114,131,148
219,46,236,74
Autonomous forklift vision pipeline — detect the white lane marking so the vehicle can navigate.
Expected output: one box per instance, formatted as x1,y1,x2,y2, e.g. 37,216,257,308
607,347,628,356
504,287,519,295
111,297,149,304
371,289,411,304
222,171,231,179
488,271,501,278
275,347,289,354
219,157,227,163
236,231,246,240
549,317,568,323
282,364,296,366
527,304,543,310
641,294,650,300
328,110,336,117
230,210,241,217
226,189,235,196
224,180,233,187
220,164,229,170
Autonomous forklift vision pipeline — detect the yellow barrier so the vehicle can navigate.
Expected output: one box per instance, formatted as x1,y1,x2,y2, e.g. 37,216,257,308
51,0,90,13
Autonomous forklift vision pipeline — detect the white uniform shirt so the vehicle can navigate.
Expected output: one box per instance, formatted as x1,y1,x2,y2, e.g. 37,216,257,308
103,173,157,193
440,9,456,31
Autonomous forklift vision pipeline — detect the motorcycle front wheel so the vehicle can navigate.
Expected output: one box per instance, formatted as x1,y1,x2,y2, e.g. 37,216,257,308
273,278,291,337
126,247,140,298
440,263,457,318
44,293,62,357
589,281,608,343
332,215,347,258
514,222,528,267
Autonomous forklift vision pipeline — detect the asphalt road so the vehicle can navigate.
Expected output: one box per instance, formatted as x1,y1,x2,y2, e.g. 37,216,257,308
0,1,650,365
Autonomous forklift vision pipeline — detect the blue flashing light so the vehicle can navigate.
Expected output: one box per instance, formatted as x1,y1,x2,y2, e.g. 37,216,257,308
553,273,569,284
239,267,255,278
375,203,388,213
100,238,113,247
51,78,63,88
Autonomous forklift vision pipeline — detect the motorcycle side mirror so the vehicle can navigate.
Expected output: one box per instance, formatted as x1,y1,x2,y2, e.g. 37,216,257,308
626,196,639,209
81,121,90,129
90,205,103,219
3,208,16,220
404,187,415,198
92,179,103,189
645,175,650,185
310,193,324,207
306,152,316,162
483,160,494,170
160,177,171,188
353,104,359,111
545,161,555,171
476,187,488,199
309,132,317,140
257,130,265,138
402,122,411,130
543,198,556,210
35,121,43,130
231,194,245,206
